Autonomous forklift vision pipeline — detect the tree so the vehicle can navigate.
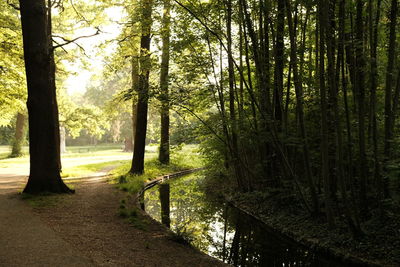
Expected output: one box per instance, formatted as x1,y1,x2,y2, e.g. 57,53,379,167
19,0,72,194
158,0,172,165
355,0,367,212
384,0,398,161
130,0,154,174
10,112,27,157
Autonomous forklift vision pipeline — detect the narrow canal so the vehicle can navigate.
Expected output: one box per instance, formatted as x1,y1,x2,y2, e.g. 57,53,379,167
144,173,349,266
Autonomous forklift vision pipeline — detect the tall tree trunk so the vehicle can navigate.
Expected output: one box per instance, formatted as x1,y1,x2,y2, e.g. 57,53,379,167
46,0,62,172
130,0,140,156
355,0,368,213
226,0,243,189
20,0,72,194
318,0,334,227
239,3,258,132
327,0,362,236
159,0,171,165
10,112,27,158
384,0,398,161
286,0,319,214
274,0,284,122
369,0,383,206
130,0,154,174
383,0,399,199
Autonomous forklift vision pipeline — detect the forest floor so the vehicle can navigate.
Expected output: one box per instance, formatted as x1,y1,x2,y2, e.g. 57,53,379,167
0,167,225,266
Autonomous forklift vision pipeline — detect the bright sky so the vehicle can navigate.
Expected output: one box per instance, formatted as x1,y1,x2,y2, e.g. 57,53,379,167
64,7,125,96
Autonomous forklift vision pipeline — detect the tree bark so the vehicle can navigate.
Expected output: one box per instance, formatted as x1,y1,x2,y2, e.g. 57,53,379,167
384,0,398,160
124,136,133,152
158,0,171,165
274,0,284,122
355,0,367,213
10,112,26,158
369,0,383,206
318,0,334,226
60,125,67,154
130,0,154,174
20,0,72,194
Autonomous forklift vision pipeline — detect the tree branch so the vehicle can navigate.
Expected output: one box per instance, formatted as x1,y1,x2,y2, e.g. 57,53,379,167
174,0,264,120
52,28,100,50
7,0,20,10
173,104,227,145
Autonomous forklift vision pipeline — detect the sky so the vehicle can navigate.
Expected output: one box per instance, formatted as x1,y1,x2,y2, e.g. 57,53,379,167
63,6,125,96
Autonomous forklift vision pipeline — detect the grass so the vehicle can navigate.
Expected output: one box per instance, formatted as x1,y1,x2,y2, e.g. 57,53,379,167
0,144,131,169
0,144,126,160
61,144,126,158
111,144,203,194
118,197,147,230
20,192,62,208
0,145,29,159
61,160,130,178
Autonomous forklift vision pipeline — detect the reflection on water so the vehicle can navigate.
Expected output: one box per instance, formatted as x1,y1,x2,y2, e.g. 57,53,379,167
144,173,345,266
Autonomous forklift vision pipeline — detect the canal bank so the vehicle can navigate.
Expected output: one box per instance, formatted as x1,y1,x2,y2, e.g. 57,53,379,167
141,172,396,266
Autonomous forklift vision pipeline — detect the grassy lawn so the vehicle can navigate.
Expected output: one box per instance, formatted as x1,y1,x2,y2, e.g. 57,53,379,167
0,144,125,161
0,144,203,186
0,144,131,169
0,145,29,160
1,143,203,211
61,160,130,178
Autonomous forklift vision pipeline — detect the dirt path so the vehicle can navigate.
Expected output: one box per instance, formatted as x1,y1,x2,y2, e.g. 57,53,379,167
0,170,226,266
0,192,94,266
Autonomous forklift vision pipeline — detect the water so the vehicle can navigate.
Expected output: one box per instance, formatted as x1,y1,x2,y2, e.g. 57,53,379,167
144,173,347,266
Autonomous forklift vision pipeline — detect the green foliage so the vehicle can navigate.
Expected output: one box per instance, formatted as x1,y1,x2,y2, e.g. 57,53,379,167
0,126,14,145
0,1,26,126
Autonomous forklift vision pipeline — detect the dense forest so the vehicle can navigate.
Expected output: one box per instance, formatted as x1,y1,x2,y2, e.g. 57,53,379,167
1,0,400,265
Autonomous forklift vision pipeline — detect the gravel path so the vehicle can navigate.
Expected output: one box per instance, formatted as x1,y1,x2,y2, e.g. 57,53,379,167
0,171,226,266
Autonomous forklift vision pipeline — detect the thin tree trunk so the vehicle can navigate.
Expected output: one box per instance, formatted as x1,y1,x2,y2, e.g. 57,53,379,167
239,4,258,131
159,0,171,164
369,0,383,207
328,0,362,235
286,0,319,214
355,0,368,213
318,0,335,227
274,0,284,122
383,0,400,197
226,0,243,189
384,0,398,161
131,0,140,156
